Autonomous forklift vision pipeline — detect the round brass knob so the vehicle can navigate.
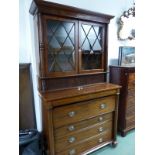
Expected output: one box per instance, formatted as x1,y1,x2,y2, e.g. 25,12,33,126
68,136,76,143
68,125,75,131
98,116,103,122
98,138,103,143
69,149,76,155
68,111,75,117
100,103,106,109
98,127,104,132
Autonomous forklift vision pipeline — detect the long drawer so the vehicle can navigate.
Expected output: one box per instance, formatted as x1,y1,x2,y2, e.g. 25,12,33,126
126,105,135,117
56,130,112,155
126,91,135,108
128,73,135,90
55,120,112,152
128,73,135,83
55,113,112,139
53,96,116,128
126,116,135,128
127,89,135,97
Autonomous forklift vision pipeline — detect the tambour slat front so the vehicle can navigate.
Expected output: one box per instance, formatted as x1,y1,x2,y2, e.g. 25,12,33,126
53,96,116,128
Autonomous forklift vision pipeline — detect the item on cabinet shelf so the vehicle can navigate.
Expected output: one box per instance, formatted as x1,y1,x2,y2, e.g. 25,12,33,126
109,65,135,137
29,0,121,154
118,46,135,67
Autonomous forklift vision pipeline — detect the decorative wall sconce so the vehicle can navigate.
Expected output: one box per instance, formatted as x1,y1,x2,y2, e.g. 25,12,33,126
118,4,135,41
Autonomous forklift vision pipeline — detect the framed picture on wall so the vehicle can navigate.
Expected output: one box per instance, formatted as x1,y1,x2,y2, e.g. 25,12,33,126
118,46,135,66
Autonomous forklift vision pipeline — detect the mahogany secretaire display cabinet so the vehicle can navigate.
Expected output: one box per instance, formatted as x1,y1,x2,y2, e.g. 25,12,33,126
29,0,121,154
109,66,135,137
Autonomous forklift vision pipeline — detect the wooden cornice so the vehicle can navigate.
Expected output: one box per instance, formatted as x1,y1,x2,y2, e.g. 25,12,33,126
29,0,114,23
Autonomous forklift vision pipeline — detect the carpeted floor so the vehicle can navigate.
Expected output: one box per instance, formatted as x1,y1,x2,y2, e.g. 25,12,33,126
90,130,135,155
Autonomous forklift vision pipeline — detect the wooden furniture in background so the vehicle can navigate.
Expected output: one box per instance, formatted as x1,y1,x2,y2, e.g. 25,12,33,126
29,0,121,154
19,63,36,129
109,66,135,136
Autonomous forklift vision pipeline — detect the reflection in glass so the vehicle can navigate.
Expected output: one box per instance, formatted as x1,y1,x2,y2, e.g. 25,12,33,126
80,24,103,70
46,20,75,72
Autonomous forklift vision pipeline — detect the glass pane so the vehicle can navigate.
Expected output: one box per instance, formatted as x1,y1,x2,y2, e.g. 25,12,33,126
46,20,75,72
80,23,103,70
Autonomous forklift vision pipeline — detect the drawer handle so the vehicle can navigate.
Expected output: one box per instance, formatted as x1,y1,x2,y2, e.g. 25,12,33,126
98,127,104,132
68,111,75,117
98,138,103,143
98,116,103,122
68,136,76,143
68,125,75,131
69,149,76,155
100,103,106,109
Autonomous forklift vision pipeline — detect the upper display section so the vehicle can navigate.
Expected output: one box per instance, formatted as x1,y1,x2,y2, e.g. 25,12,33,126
29,0,114,80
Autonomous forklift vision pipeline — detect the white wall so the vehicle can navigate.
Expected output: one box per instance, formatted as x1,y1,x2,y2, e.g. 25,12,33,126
19,0,42,131
19,0,135,131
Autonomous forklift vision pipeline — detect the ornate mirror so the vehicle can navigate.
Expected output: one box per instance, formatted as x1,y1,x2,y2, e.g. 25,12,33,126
118,4,135,40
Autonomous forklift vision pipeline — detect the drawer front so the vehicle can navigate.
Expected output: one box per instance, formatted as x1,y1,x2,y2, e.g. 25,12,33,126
128,73,135,83
126,116,135,128
56,130,112,155
126,105,135,117
126,92,135,108
53,96,116,128
128,89,135,97
55,113,112,139
128,73,135,90
55,120,112,152
128,82,135,90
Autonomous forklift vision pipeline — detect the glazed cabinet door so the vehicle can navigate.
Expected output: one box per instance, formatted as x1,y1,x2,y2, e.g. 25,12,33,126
43,16,78,77
79,21,106,74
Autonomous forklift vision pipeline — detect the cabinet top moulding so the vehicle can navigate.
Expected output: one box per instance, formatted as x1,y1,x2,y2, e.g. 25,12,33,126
29,0,114,23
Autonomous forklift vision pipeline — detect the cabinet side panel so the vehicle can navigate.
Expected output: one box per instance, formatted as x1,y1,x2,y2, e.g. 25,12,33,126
42,99,55,155
109,66,127,131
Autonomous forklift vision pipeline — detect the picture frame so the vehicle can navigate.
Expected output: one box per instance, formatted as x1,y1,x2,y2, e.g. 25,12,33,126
118,46,135,66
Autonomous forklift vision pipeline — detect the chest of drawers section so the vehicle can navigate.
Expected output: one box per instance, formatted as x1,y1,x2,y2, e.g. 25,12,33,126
41,83,121,155
109,66,135,137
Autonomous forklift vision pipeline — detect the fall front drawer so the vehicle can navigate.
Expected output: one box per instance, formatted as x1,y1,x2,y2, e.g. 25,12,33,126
53,96,116,128
55,120,112,152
